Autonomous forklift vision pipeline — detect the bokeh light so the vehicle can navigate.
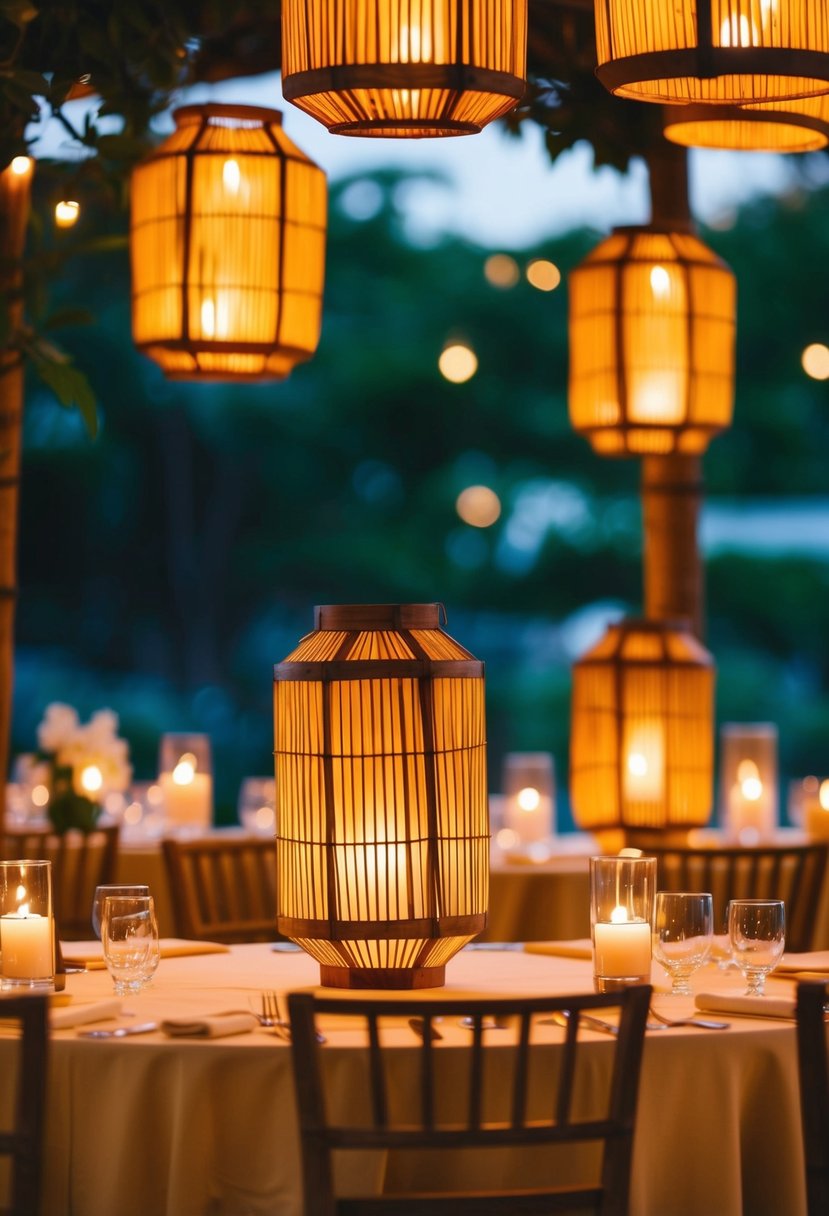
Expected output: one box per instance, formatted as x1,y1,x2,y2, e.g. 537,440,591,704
55,200,80,228
484,253,520,288
439,342,478,383
802,343,829,380
456,484,501,527
526,259,561,291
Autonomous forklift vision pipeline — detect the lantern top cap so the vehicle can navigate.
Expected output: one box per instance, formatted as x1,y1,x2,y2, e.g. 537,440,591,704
314,604,447,631
172,103,284,128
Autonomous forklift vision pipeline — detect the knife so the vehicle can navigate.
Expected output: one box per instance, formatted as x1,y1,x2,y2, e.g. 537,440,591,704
77,1022,159,1039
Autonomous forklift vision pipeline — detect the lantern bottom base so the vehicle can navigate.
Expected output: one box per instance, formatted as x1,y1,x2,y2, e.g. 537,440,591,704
320,964,445,990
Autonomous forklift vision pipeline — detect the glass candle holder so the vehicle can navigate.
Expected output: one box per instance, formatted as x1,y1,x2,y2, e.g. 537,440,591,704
158,733,213,831
590,855,656,993
238,777,276,835
0,859,55,990
719,723,778,842
501,752,555,845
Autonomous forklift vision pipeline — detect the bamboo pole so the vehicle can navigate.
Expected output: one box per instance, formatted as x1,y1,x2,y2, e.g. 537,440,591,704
0,157,33,844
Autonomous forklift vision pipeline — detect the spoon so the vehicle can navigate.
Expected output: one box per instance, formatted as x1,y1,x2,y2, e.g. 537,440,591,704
78,1022,159,1039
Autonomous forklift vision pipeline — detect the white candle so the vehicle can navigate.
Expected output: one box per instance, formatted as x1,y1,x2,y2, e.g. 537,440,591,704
1,911,53,979
503,785,553,844
805,780,829,841
159,769,213,828
593,910,652,978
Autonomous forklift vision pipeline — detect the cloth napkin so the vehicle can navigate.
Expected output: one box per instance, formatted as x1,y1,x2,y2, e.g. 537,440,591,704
160,1012,259,1038
695,992,796,1020
50,998,123,1030
775,951,829,976
523,939,593,960
61,938,231,970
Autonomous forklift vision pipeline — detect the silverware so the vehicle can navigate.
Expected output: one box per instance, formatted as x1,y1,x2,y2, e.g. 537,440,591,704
648,1008,730,1030
78,1022,159,1039
458,1016,511,1031
261,992,326,1043
544,1011,668,1036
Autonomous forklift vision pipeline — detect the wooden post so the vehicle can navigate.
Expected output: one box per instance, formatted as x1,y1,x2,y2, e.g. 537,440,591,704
641,143,705,638
0,157,33,838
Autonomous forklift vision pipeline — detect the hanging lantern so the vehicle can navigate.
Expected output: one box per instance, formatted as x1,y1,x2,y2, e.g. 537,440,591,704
570,618,715,839
568,226,736,456
663,95,829,152
280,0,528,137
594,0,829,105
273,603,488,989
130,104,327,381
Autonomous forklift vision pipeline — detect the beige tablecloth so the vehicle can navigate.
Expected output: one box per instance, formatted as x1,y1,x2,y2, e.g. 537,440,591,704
2,943,811,1216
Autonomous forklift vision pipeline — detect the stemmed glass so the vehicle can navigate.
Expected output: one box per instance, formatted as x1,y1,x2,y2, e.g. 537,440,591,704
727,899,786,996
100,894,158,995
652,891,714,995
92,884,150,940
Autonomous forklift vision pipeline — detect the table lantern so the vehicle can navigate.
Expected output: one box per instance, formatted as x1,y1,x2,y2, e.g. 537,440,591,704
663,96,829,154
131,104,327,381
594,0,829,106
0,860,54,990
568,226,736,456
501,752,555,845
281,0,528,137
590,854,656,992
158,733,213,831
719,723,779,841
273,604,488,988
570,618,715,841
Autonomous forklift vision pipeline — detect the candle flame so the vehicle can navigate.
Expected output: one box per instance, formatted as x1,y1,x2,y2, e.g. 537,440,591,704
820,780,829,811
627,752,648,777
55,199,80,228
18,901,30,917
737,759,762,801
10,156,32,177
517,786,540,812
81,764,103,793
173,754,197,785
15,883,26,903
610,905,629,924
222,158,241,194
649,265,671,299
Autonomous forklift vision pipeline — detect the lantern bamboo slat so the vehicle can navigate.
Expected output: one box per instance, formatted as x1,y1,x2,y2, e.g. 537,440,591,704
663,96,829,152
281,0,527,137
131,104,326,381
594,0,829,105
274,604,488,989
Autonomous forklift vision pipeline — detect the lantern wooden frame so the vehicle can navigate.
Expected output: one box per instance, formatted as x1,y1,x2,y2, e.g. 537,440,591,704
281,0,528,137
568,225,736,457
130,104,327,382
594,0,829,105
570,617,715,840
273,603,488,989
663,98,829,153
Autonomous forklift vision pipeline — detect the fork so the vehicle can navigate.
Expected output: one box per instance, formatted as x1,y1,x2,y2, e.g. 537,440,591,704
261,992,327,1044
648,1007,730,1030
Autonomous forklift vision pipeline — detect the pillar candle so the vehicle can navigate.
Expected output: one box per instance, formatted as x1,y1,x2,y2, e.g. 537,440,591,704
593,915,652,979
159,771,213,829
1,912,53,979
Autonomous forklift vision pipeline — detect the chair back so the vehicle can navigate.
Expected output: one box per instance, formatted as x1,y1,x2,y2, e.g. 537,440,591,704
288,984,651,1216
796,979,829,1216
2,825,120,940
161,835,278,942
647,843,828,950
0,994,48,1216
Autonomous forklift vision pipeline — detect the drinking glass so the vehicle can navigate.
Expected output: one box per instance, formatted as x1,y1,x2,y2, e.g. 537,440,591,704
92,884,150,939
139,899,161,987
727,899,786,996
238,777,276,836
652,891,714,995
101,895,156,995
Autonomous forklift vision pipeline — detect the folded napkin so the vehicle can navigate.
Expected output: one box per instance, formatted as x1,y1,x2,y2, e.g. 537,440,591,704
160,1012,258,1039
695,992,795,1020
51,998,123,1030
61,938,231,969
524,939,593,960
775,951,829,975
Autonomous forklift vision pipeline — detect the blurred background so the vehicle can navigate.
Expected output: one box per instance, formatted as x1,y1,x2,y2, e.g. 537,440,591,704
13,90,829,825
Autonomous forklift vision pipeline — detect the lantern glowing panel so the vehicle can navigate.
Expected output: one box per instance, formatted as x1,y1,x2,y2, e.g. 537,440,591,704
273,604,488,989
281,0,528,137
570,618,715,835
130,105,327,381
663,95,829,152
568,227,736,456
594,0,829,105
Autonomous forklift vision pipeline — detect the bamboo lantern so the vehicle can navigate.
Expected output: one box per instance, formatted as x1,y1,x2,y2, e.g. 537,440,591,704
280,0,528,137
568,226,736,457
593,0,829,105
663,96,829,152
273,604,488,989
130,104,327,381
570,618,715,840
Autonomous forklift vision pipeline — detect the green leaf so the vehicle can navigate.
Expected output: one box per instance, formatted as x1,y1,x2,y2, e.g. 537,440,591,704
32,357,98,438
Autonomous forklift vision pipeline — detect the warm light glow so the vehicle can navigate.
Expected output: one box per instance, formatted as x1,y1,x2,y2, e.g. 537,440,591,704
222,158,241,193
720,13,754,47
439,342,478,383
456,484,501,527
649,265,671,298
737,759,763,801
254,805,275,832
802,343,829,380
31,784,49,808
173,756,196,786
147,783,164,805
526,259,561,291
124,801,143,826
820,780,829,811
80,764,103,794
623,724,665,802
10,156,32,177
517,786,541,812
15,884,26,904
627,754,648,777
495,827,519,850
610,905,629,924
484,253,520,288
281,0,528,137
54,199,80,228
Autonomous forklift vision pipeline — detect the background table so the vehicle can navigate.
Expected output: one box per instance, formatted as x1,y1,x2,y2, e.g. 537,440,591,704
11,942,810,1216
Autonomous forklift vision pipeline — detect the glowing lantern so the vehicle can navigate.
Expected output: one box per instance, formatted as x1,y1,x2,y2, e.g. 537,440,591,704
663,95,829,153
130,104,327,381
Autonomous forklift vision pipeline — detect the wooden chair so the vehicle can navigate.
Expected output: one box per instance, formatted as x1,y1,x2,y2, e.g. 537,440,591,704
647,843,829,951
161,835,280,942
0,994,48,1216
796,980,829,1216
2,824,120,940
288,984,652,1216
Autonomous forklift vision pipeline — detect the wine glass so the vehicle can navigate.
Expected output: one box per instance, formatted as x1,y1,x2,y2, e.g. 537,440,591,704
727,899,786,996
101,894,155,995
139,900,161,987
92,884,150,939
652,891,714,995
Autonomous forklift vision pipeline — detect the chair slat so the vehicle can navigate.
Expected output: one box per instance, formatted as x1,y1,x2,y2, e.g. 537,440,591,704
161,836,281,943
0,993,48,1216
